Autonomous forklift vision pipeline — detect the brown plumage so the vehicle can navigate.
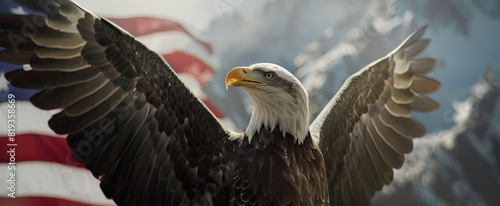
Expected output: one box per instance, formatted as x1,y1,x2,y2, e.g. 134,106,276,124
0,0,440,205
231,128,327,205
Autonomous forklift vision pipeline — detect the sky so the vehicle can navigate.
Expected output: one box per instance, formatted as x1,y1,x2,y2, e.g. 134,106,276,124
73,0,269,35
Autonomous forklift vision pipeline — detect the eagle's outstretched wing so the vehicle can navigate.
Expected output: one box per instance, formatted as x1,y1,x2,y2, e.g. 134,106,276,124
310,25,440,205
1,0,235,205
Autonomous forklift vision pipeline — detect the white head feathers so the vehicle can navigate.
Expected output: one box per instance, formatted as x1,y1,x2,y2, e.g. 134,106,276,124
242,63,310,144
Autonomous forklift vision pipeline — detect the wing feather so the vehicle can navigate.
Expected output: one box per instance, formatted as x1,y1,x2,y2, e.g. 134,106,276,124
310,24,440,205
4,68,101,89
385,98,412,117
403,39,430,59
351,133,379,194
29,73,109,110
30,56,90,71
411,58,437,75
37,46,83,58
364,119,394,184
412,75,440,94
1,1,236,205
32,29,85,48
372,116,413,154
368,118,405,168
378,108,426,138
0,50,35,64
411,93,440,112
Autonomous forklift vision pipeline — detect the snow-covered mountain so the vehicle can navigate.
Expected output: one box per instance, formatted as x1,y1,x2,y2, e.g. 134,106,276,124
204,0,500,204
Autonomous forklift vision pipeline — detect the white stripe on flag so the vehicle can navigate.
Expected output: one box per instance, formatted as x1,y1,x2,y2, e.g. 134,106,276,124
0,161,114,205
0,102,63,138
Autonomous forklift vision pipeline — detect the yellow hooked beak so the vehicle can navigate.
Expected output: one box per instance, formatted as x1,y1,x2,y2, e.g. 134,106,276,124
225,67,267,90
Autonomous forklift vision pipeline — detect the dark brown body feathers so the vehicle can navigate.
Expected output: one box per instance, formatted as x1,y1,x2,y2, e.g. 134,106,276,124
231,128,327,206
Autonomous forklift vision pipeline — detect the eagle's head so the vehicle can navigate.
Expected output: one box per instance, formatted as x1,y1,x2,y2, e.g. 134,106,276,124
225,63,309,144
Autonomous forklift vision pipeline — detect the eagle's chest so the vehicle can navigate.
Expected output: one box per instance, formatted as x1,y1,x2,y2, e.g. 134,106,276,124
230,128,327,205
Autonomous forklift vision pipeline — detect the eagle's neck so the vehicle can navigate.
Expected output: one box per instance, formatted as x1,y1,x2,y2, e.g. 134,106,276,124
244,86,309,144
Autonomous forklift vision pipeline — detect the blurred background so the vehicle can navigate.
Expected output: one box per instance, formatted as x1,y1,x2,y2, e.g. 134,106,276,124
1,0,499,205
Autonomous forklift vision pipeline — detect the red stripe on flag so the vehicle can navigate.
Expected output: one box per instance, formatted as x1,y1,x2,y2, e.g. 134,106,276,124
201,99,223,118
0,134,84,168
0,197,112,206
107,17,213,53
162,52,214,86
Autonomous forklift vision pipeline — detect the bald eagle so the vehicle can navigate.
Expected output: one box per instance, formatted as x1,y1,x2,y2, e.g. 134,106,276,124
1,0,440,205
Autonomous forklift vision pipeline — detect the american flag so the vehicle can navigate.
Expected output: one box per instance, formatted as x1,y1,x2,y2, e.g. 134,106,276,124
0,1,232,205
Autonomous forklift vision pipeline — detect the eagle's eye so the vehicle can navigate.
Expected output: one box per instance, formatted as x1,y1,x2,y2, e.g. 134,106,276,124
265,72,274,79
